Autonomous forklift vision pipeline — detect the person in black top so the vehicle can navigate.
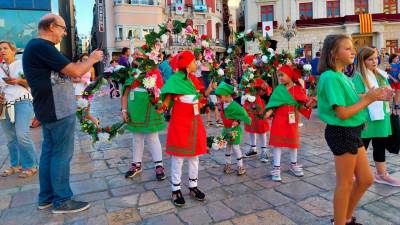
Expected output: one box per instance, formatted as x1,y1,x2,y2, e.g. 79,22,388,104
23,13,103,214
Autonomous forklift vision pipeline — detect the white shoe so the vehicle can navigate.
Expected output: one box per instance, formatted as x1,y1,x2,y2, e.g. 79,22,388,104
289,163,304,177
271,167,281,182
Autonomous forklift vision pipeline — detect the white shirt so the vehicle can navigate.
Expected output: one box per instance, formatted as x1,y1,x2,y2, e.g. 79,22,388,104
0,60,31,102
366,69,384,121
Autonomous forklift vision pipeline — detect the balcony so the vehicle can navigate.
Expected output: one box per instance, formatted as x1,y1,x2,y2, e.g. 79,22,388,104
295,13,400,28
193,4,207,12
114,0,160,6
256,21,279,31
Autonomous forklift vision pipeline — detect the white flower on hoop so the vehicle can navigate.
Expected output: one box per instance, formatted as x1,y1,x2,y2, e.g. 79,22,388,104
245,94,256,103
98,132,111,143
146,50,160,64
303,64,312,71
114,65,125,72
261,55,269,63
227,48,232,54
267,48,275,55
77,98,89,108
201,40,210,48
143,75,157,89
217,68,224,76
246,29,252,34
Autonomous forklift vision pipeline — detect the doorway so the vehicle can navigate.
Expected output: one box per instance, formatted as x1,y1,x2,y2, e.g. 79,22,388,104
352,34,373,53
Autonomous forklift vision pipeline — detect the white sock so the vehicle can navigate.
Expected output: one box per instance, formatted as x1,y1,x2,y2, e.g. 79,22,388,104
233,145,243,167
273,148,281,167
290,148,298,164
225,145,232,164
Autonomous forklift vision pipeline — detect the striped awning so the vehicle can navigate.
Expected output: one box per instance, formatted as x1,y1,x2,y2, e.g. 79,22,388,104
359,14,373,33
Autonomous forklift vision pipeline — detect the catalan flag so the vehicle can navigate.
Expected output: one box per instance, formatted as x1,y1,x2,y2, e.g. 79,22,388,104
359,13,372,34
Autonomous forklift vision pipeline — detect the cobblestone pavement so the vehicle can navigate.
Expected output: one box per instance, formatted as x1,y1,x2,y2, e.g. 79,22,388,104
1,95,400,225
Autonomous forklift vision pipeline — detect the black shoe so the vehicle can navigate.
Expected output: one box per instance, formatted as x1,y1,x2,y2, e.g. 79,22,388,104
189,187,205,201
38,202,52,210
155,165,166,181
171,190,185,207
330,217,362,225
51,200,90,214
245,149,258,157
125,163,142,178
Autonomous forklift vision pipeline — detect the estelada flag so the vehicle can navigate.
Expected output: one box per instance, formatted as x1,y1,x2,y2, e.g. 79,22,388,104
359,13,372,34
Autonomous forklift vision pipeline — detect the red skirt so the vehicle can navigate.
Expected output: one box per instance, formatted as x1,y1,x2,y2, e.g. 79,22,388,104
269,105,300,148
166,100,207,157
243,101,270,134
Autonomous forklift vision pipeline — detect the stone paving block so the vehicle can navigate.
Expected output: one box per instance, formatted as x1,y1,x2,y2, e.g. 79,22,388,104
138,201,176,219
104,194,138,212
277,203,323,225
20,183,39,192
143,179,170,190
363,200,400,224
253,178,281,189
177,205,213,225
70,160,108,174
203,187,231,203
0,187,20,197
275,180,323,201
223,193,271,215
242,181,265,191
138,191,159,206
91,168,120,178
138,213,184,225
106,175,135,189
297,196,333,217
10,189,38,208
197,177,222,191
0,194,11,210
70,178,108,195
214,221,234,225
354,209,394,225
106,208,141,225
76,191,110,202
63,200,106,224
110,184,146,197
0,203,65,225
87,215,108,225
255,189,293,207
206,201,236,222
153,186,172,201
303,173,336,191
224,183,251,196
72,153,92,164
70,173,91,182
216,174,250,186
319,190,382,207
368,182,400,197
231,209,296,225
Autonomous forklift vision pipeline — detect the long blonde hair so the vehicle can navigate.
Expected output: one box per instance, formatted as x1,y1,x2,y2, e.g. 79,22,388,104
355,47,385,89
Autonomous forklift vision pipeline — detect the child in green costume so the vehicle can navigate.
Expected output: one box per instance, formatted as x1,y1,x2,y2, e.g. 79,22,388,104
215,82,251,176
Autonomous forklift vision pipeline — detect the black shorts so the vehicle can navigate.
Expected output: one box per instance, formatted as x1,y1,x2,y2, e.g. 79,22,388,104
325,124,364,156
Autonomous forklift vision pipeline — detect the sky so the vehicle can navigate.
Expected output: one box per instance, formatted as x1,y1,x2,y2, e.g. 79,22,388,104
74,0,95,36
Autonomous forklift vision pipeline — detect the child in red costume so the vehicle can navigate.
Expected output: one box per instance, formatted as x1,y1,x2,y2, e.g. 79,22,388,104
265,65,315,182
158,51,207,207
243,78,272,162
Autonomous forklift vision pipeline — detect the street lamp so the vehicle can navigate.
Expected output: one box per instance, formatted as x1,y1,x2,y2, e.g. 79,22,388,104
278,16,297,51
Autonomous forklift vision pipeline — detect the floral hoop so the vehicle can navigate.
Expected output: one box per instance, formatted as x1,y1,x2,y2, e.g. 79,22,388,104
76,19,211,143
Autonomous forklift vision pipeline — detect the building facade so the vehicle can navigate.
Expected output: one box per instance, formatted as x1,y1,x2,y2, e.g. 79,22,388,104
164,0,226,53
242,0,400,56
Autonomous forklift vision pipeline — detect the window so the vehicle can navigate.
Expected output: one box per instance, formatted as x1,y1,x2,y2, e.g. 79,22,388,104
194,0,205,5
142,28,154,40
260,5,274,22
304,44,313,62
117,27,123,40
0,0,51,10
354,0,368,14
34,0,50,10
216,0,222,13
384,0,398,14
327,0,340,18
196,25,205,35
386,40,398,54
299,2,313,20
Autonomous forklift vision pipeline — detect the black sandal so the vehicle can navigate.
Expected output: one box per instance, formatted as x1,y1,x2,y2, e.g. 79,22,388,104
171,190,185,207
189,187,205,201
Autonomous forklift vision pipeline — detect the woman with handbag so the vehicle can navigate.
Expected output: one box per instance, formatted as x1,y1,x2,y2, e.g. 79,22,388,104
353,47,400,187
0,40,38,178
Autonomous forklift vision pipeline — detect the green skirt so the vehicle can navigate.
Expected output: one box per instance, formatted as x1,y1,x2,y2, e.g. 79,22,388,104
127,90,166,133
222,126,243,145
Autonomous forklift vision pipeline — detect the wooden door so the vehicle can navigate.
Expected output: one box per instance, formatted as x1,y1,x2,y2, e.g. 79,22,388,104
352,35,373,53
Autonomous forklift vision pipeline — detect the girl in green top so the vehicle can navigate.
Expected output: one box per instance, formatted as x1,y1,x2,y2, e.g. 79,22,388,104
317,34,390,225
353,47,400,187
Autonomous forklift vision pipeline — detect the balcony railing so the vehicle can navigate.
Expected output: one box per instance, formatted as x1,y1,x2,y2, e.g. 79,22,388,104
296,13,400,28
256,21,279,31
114,0,160,6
